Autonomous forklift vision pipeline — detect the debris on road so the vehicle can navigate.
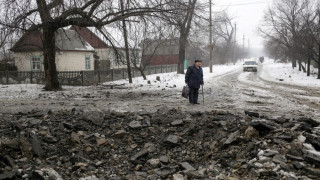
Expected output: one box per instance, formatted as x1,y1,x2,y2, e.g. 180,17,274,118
0,108,319,179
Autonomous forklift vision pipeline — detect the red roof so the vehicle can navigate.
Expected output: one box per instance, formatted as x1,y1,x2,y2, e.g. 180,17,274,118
11,30,59,52
70,26,109,49
11,29,95,52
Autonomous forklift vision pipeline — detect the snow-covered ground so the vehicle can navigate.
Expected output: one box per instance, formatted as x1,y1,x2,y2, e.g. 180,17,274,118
1,59,319,119
0,84,89,100
104,63,242,91
0,63,241,100
260,59,320,88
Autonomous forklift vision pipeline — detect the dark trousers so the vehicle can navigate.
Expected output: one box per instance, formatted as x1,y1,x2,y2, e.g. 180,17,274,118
189,87,199,104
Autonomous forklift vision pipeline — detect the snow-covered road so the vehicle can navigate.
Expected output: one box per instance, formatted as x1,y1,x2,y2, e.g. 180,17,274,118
0,61,319,119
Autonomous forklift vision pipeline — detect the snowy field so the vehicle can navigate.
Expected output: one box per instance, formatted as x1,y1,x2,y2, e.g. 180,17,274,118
260,60,320,88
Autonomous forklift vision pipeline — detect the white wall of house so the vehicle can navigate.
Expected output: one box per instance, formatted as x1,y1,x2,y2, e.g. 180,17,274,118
56,51,94,71
14,51,94,71
14,51,42,71
95,48,112,61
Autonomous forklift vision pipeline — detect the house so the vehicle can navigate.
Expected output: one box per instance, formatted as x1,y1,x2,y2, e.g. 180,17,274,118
71,26,142,69
141,39,180,66
11,29,95,71
141,38,209,68
11,26,142,72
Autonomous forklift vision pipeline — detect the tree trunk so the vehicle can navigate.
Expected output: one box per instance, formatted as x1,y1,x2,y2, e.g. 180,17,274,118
140,68,147,80
298,60,302,71
292,59,297,69
177,0,197,74
43,26,60,91
307,58,311,76
177,28,187,74
302,65,306,73
299,61,306,73
318,58,320,79
318,42,320,79
120,0,132,83
297,60,306,72
318,63,320,79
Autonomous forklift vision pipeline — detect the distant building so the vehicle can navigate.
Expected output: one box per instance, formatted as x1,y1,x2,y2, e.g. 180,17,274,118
141,39,179,66
141,38,209,68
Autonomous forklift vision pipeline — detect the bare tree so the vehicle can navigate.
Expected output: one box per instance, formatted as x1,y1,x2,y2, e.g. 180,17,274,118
260,0,320,79
302,3,320,78
259,0,310,70
160,0,198,74
127,19,169,80
212,11,235,64
264,38,288,63
0,25,18,62
0,0,172,90
0,27,10,50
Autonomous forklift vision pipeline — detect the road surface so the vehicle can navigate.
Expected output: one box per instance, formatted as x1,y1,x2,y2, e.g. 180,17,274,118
1,65,319,119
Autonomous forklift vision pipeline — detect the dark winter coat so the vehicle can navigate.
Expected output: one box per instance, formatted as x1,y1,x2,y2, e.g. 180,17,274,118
185,65,204,89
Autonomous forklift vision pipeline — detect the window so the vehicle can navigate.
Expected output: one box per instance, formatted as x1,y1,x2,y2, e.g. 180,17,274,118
85,55,91,69
244,61,257,65
30,55,41,71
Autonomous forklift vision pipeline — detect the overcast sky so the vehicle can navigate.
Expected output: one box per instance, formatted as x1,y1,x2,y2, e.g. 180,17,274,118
212,0,273,51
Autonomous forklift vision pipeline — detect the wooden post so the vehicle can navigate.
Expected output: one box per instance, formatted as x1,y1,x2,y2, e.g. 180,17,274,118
81,71,84,86
111,69,114,81
122,68,125,79
98,70,101,84
233,23,237,64
30,71,33,84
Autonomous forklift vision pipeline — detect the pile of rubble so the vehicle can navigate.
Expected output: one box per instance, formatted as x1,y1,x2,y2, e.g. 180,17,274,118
0,107,320,179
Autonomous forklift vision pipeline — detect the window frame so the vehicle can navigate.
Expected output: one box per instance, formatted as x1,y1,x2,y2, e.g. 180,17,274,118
30,55,42,71
85,55,91,70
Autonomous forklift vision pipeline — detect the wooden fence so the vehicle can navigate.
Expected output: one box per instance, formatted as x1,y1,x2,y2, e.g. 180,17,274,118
0,65,177,86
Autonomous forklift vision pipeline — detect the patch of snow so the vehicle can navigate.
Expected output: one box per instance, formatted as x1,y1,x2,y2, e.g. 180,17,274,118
260,62,320,88
75,43,94,51
258,150,264,156
103,63,242,91
35,168,63,180
0,63,241,100
79,175,99,180
298,135,306,143
278,170,297,179
307,150,320,157
303,143,316,151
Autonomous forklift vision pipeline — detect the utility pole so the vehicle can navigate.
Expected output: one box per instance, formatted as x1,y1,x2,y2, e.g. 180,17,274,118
209,0,213,73
248,39,250,58
242,34,245,61
233,23,237,64
120,0,132,83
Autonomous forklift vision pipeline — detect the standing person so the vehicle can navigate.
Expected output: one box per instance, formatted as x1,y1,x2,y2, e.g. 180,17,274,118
185,60,204,104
